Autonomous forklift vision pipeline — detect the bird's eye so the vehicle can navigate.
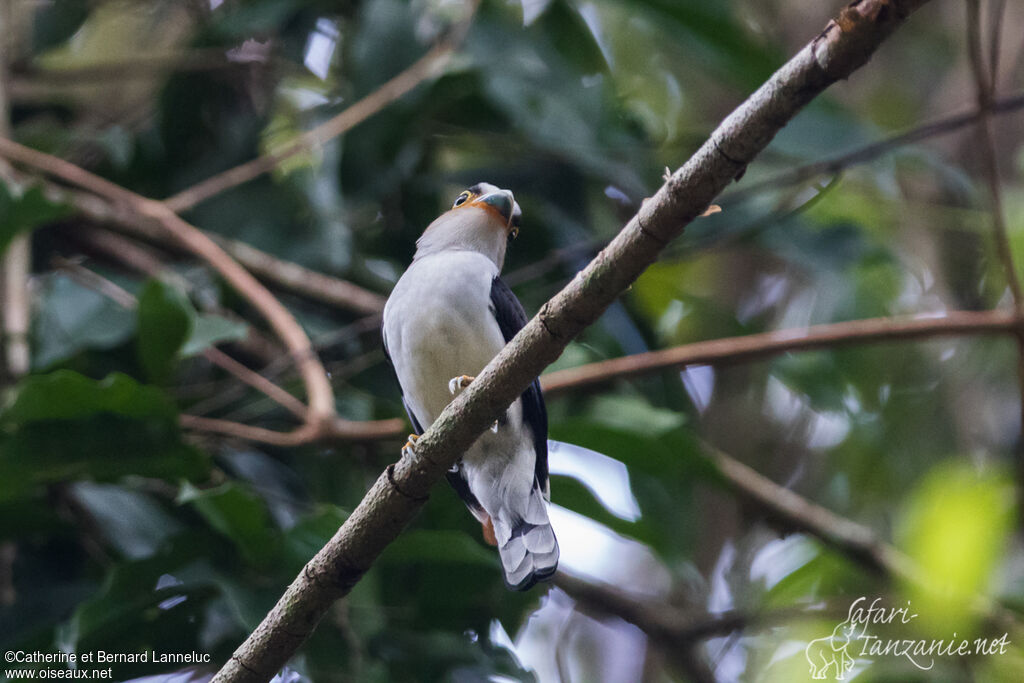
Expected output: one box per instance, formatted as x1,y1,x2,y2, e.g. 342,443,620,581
452,191,472,208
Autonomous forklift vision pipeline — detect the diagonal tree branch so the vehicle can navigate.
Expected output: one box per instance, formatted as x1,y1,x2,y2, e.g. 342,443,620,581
52,257,309,420
26,176,387,315
540,309,1021,395
554,571,825,681
208,2,936,681
0,136,333,423
725,89,1024,204
0,139,411,442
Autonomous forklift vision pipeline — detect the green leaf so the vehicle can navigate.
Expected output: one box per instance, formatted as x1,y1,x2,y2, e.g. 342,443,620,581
0,183,71,255
2,370,175,424
137,279,195,383
65,541,221,678
282,505,349,572
0,372,205,501
70,483,184,560
31,0,91,52
180,313,249,357
897,462,1014,636
0,417,207,503
177,482,278,565
32,273,137,369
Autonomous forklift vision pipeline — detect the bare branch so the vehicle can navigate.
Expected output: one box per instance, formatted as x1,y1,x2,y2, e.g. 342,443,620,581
726,89,1024,204
208,3,936,681
703,444,908,577
0,137,338,434
38,178,387,315
212,237,386,315
966,0,1021,308
53,258,310,421
554,572,821,680
966,0,1024,492
12,48,265,83
0,0,30,379
178,414,406,446
540,309,1020,395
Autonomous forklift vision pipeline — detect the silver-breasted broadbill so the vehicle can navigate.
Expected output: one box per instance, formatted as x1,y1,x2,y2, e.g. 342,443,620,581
382,183,558,591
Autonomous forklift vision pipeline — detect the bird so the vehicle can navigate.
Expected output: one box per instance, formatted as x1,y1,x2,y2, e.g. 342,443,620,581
382,182,558,591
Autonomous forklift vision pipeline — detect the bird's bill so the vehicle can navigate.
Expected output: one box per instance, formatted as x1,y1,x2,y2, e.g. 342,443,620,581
477,191,516,231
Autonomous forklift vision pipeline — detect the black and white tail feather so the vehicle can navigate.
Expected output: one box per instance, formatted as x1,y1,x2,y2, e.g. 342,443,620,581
491,484,559,590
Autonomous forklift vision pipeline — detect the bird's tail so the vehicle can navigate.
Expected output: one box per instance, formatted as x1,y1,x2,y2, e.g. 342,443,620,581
492,482,559,591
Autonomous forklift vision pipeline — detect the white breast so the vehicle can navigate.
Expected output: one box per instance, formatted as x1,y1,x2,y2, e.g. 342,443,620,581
383,251,507,425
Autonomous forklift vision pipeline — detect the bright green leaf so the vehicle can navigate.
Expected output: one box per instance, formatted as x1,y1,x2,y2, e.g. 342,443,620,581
177,482,278,565
897,462,1014,636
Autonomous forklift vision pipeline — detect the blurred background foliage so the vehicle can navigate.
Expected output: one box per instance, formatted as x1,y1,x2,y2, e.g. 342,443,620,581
1,0,1024,681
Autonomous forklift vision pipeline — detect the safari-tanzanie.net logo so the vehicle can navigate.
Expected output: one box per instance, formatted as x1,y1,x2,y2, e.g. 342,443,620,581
804,596,1010,680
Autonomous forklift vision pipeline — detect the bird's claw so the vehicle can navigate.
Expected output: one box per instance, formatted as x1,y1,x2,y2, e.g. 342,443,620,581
401,434,419,458
448,374,475,395
446,375,496,431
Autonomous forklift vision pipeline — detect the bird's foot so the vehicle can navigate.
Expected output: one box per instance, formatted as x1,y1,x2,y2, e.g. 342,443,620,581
448,375,498,432
448,374,475,396
401,434,419,459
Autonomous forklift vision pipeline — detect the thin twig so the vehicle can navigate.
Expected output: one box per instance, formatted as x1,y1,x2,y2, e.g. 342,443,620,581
966,0,1024,493
988,0,1007,90
541,310,1020,395
69,225,284,366
507,90,1024,289
554,571,824,676
210,236,387,315
30,176,387,315
53,258,309,420
71,225,195,292
703,444,909,577
202,348,308,420
179,413,405,445
0,137,340,433
12,48,267,84
725,90,1024,204
163,3,479,214
965,1,1020,308
0,1,30,379
702,443,1022,637
164,307,1024,446
52,257,137,308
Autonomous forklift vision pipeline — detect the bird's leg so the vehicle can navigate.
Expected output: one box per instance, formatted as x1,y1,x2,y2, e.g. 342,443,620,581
448,374,475,395
448,374,500,433
401,433,419,458
481,515,498,547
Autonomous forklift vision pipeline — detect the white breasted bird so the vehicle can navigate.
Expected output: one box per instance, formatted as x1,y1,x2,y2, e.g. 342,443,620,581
382,182,558,591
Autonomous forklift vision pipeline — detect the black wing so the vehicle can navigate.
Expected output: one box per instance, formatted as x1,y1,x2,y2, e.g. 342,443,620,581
489,276,550,493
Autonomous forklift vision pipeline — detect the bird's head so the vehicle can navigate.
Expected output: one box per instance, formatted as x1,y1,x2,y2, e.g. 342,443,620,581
415,182,522,269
